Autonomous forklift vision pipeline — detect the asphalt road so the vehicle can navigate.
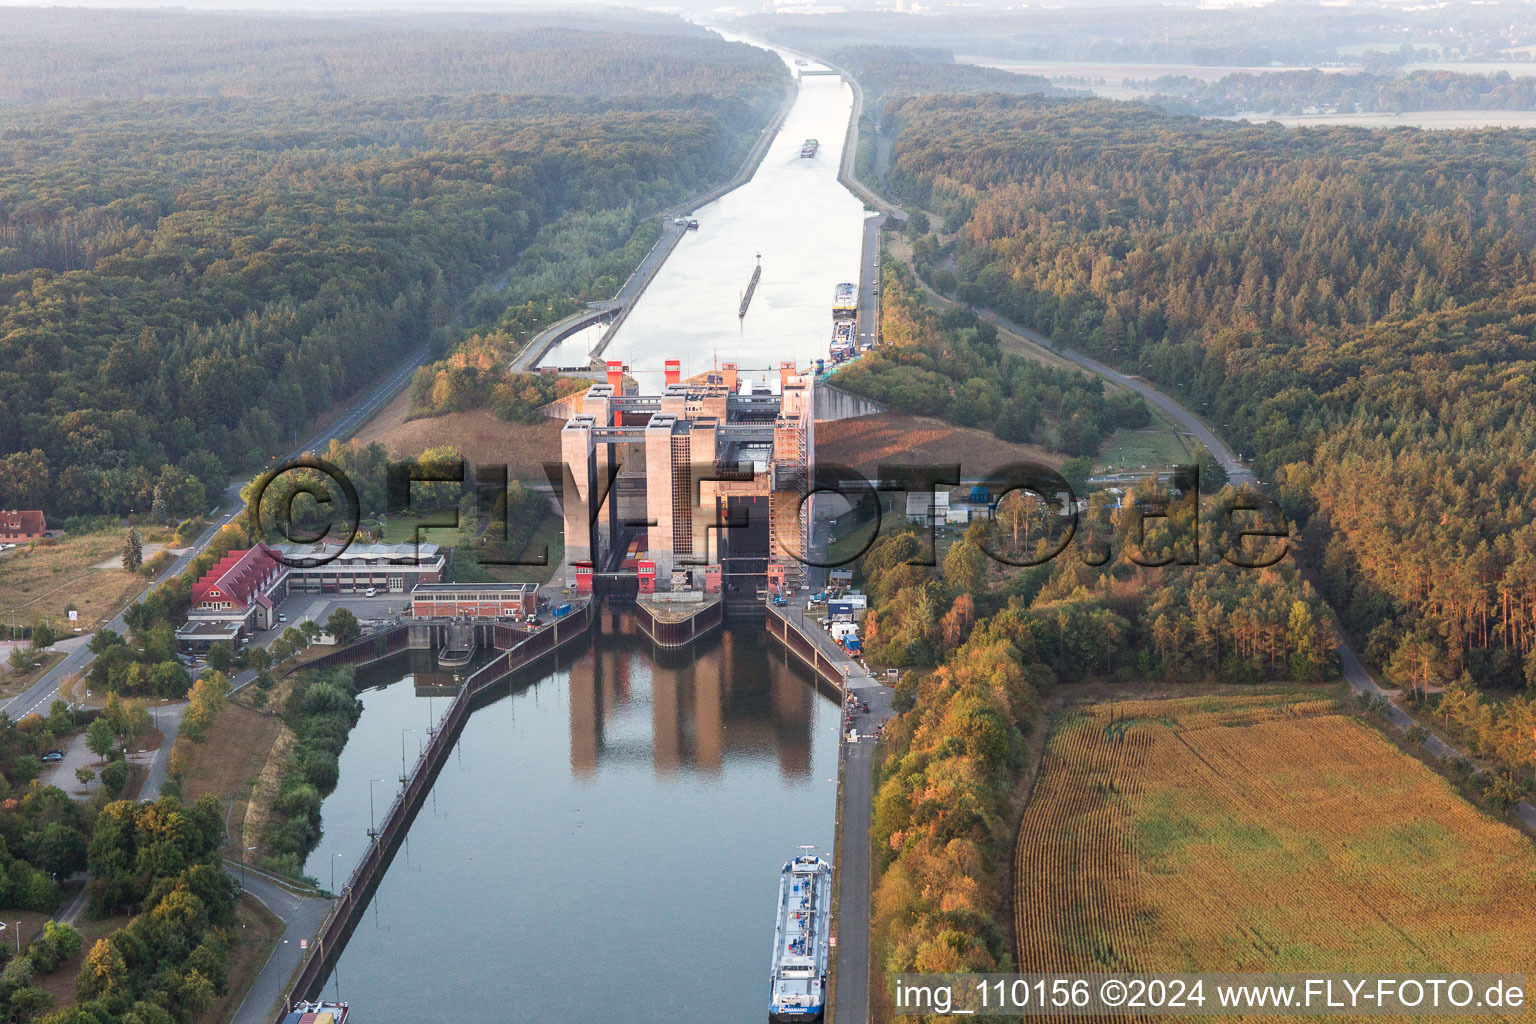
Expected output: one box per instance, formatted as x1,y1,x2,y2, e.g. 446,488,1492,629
984,317,1257,487
834,732,877,1024
855,212,883,353
1,344,430,725
772,591,893,1024
227,864,332,1024
1336,639,1536,829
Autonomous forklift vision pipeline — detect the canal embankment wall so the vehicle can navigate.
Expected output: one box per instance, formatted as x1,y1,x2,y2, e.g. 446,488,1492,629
764,604,854,696
633,597,724,648
270,602,595,1021
814,384,884,421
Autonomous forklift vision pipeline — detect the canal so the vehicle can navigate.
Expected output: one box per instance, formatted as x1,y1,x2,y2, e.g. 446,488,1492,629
306,616,843,1022
303,32,863,1022
548,33,869,383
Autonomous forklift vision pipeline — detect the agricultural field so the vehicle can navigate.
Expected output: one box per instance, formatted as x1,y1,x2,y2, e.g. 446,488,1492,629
1016,694,1536,996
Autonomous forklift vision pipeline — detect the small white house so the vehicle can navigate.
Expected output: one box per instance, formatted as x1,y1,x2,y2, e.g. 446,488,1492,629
904,490,950,527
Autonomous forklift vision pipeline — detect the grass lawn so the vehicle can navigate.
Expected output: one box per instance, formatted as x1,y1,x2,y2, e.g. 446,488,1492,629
0,530,152,633
1097,411,1194,474
179,703,287,860
1016,693,1536,995
0,649,66,698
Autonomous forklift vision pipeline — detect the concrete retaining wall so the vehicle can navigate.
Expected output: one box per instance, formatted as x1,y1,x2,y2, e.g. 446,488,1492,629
814,384,885,422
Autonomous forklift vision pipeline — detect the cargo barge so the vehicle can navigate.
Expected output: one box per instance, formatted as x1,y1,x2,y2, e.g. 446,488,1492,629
769,849,831,1022
800,138,818,159
832,281,856,320
281,1002,348,1024
740,254,762,318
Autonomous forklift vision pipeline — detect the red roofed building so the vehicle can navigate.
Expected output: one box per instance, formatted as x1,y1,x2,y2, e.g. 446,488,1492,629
0,510,46,543
177,545,290,651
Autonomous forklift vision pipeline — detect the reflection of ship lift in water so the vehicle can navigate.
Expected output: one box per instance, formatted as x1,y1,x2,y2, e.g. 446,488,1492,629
738,253,762,318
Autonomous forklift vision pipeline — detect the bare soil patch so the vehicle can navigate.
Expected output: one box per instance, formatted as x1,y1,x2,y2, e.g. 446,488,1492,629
816,413,1062,477
355,392,562,483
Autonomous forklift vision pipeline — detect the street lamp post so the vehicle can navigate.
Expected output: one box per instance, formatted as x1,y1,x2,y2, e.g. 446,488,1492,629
400,728,415,783
368,778,387,840
242,846,257,888
332,851,343,893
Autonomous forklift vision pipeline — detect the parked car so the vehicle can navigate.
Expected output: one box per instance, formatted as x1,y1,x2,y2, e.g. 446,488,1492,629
41,750,64,763
365,587,377,597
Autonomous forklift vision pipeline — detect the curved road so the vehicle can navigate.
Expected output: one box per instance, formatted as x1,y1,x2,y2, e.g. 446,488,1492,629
825,59,1536,1024
225,862,332,1024
2,344,429,725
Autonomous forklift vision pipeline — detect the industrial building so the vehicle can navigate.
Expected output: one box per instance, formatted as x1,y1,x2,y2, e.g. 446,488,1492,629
558,360,814,609
266,541,445,593
410,582,540,620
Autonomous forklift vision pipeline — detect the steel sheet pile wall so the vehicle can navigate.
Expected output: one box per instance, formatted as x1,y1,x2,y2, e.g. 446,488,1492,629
270,601,593,1021
633,600,723,647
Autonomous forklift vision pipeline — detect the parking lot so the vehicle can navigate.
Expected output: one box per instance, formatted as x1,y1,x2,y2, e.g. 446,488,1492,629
256,591,413,639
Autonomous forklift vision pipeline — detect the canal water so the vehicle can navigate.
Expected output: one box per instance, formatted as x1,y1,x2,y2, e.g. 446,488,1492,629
305,33,861,1021
306,619,842,1022
590,34,869,385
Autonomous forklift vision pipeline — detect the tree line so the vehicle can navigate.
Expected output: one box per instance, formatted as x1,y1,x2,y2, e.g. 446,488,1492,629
862,495,1331,989
881,92,1536,697
1146,68,1536,117
0,22,785,520
834,257,1150,455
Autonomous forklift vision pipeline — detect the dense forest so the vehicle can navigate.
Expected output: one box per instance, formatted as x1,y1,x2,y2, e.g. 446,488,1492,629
835,258,1148,455
831,46,1075,107
0,10,768,103
1147,68,1536,117
0,11,785,520
881,92,1536,697
748,2,1534,67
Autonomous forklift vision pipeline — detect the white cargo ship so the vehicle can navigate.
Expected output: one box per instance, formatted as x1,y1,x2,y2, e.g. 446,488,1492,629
832,282,857,319
769,849,832,1022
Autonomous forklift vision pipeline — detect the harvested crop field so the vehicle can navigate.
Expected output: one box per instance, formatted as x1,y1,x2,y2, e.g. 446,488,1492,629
355,390,562,483
1016,694,1536,995
815,413,1061,476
